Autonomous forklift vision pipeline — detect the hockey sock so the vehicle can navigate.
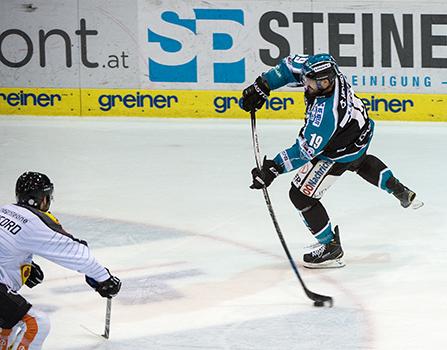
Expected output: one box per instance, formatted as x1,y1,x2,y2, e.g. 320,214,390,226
0,328,12,350
16,309,50,350
300,202,333,244
290,186,333,244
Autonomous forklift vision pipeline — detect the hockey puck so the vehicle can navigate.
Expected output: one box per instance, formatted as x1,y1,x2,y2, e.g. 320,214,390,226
313,301,324,307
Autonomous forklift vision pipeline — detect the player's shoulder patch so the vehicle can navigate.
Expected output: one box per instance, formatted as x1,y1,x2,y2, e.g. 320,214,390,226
18,204,67,234
33,209,65,233
310,101,326,127
292,54,308,64
40,211,61,225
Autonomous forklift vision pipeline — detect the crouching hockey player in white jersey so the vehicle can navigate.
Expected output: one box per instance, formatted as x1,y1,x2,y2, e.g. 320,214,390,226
0,172,121,349
241,53,422,269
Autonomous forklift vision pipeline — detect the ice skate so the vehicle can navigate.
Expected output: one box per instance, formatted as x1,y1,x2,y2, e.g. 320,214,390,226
387,177,424,209
393,185,424,209
303,226,345,268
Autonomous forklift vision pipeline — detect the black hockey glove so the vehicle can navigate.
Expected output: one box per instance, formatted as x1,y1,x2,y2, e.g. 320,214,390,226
241,76,270,112
86,271,121,298
25,261,44,288
250,157,283,189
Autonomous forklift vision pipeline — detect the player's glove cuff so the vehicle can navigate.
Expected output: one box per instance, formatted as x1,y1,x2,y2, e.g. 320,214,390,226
250,157,282,189
241,76,270,112
86,270,122,298
25,261,44,288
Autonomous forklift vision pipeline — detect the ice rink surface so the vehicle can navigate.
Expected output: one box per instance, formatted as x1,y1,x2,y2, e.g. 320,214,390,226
0,116,446,349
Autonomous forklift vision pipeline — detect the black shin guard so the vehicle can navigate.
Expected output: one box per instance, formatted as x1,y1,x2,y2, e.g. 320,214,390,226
289,186,330,235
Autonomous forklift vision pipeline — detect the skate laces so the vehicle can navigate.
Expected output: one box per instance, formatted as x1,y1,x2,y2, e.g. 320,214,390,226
311,244,326,257
303,242,324,253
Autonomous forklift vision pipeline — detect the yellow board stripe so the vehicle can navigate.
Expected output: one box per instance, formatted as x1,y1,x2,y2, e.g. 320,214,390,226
0,88,446,121
0,88,80,116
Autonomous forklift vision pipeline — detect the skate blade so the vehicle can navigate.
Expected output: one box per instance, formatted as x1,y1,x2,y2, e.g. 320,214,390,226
303,258,345,269
410,199,424,210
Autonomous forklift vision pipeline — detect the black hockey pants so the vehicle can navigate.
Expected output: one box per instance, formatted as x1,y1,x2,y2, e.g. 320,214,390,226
289,153,393,241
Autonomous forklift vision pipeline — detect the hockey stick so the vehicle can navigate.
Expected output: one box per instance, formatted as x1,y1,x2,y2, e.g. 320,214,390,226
250,109,333,307
80,297,112,338
7,326,24,350
102,297,112,339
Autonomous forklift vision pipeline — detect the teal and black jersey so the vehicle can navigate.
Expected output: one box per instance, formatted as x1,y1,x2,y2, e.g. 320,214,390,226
262,54,374,173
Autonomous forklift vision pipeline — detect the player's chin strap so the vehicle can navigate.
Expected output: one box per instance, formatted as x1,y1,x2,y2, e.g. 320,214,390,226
249,109,333,307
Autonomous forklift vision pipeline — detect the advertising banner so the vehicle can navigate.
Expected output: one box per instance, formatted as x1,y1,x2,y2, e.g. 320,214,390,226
0,0,446,120
143,0,447,94
0,0,139,88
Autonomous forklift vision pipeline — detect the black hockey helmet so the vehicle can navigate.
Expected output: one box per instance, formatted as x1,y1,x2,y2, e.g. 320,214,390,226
16,172,54,210
303,53,339,84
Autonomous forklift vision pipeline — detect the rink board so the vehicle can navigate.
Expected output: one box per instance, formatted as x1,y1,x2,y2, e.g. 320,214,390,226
1,0,446,121
0,88,445,121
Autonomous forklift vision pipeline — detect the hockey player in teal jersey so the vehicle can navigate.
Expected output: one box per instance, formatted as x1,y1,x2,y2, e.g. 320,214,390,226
241,53,421,268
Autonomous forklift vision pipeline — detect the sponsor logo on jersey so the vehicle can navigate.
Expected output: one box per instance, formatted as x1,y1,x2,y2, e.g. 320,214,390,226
338,75,348,110
280,150,293,171
311,102,325,127
298,136,315,160
300,160,333,197
280,150,290,162
292,55,308,64
20,264,32,285
0,208,28,224
292,163,312,186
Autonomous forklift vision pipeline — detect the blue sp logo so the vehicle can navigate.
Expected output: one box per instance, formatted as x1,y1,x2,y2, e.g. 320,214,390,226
148,9,245,83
